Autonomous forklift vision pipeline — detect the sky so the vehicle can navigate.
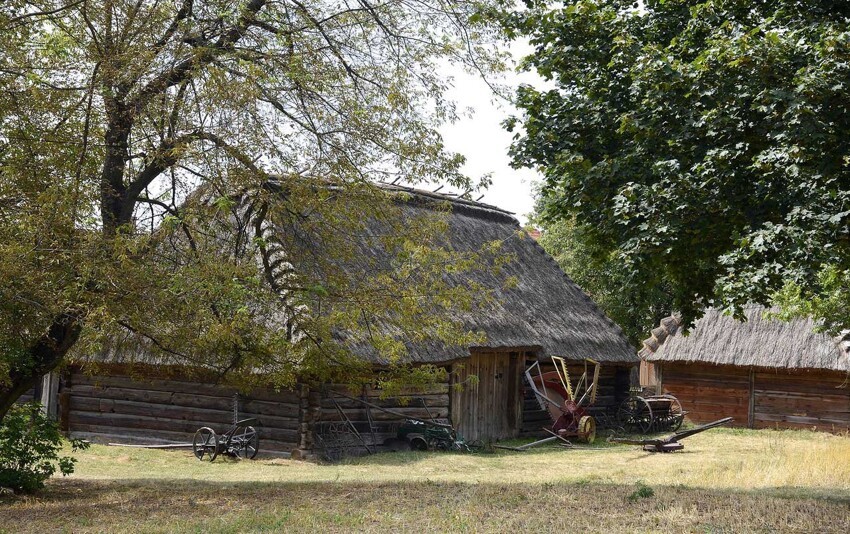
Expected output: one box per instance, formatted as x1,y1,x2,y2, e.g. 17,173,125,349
436,46,544,226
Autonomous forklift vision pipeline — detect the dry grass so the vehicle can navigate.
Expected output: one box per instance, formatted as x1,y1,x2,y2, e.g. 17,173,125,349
2,427,849,533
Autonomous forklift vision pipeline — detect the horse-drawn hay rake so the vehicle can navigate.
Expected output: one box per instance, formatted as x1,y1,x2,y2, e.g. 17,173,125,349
524,356,600,445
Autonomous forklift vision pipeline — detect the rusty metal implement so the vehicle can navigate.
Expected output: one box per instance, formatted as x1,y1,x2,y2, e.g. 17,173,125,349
524,357,600,445
610,417,733,452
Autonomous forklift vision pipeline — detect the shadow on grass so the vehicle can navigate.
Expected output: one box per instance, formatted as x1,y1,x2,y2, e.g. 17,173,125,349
2,476,849,533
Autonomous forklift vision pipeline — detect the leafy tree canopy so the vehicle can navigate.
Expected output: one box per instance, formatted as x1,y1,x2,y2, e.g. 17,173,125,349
499,0,850,333
0,0,506,418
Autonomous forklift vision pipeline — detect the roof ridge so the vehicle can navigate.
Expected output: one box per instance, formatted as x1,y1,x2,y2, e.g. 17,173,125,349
638,314,681,360
375,182,516,217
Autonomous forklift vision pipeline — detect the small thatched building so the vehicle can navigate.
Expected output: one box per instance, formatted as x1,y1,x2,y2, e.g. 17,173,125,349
639,307,850,431
47,185,636,456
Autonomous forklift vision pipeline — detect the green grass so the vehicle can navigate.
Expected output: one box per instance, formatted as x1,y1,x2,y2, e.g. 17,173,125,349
2,427,849,532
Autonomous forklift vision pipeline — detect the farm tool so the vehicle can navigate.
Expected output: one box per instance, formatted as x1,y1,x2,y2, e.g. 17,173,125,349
610,416,733,452
617,393,686,433
315,390,468,459
192,417,261,461
524,357,600,445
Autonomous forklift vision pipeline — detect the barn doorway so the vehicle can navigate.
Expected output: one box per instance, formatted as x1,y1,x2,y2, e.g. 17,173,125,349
450,350,527,442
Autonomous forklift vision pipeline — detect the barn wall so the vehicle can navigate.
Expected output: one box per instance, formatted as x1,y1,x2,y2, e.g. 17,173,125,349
660,362,850,431
521,360,633,437
752,368,850,431
660,362,750,425
61,365,305,453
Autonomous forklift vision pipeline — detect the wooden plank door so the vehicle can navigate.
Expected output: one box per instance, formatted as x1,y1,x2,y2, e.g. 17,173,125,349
451,351,523,441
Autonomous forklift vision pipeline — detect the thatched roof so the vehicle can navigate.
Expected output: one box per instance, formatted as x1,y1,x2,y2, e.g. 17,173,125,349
95,182,636,368
300,184,637,365
640,306,850,372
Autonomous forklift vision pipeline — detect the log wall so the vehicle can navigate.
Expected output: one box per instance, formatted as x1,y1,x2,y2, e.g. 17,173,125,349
660,362,750,425
521,360,633,437
660,362,850,431
61,365,306,453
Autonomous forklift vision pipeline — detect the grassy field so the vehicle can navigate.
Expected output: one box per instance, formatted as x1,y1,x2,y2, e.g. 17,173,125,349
2,427,849,532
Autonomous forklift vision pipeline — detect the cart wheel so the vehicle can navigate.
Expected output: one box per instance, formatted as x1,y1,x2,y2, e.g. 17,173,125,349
577,415,596,444
667,395,684,431
193,427,219,462
235,425,260,459
617,396,653,434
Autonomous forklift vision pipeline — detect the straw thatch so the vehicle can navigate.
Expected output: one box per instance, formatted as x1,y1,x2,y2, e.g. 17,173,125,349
295,184,637,365
98,182,636,367
641,306,850,372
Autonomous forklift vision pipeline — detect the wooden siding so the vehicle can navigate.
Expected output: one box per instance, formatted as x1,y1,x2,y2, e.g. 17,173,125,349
521,360,633,437
753,368,850,431
62,366,305,452
661,363,750,425
660,362,850,431
451,351,524,441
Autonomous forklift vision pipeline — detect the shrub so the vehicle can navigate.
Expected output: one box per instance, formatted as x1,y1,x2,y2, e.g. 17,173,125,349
0,402,88,493
628,481,655,503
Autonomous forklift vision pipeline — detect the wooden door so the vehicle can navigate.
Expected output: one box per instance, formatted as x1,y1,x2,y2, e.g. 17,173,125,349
451,351,523,441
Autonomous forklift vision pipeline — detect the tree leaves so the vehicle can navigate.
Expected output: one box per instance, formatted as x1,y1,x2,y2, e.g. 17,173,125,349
502,0,850,332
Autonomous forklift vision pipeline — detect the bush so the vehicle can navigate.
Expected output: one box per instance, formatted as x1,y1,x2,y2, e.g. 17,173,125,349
628,481,655,503
0,402,88,493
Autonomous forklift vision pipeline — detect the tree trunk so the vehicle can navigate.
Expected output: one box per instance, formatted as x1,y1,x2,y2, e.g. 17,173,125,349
101,119,131,234
0,312,82,422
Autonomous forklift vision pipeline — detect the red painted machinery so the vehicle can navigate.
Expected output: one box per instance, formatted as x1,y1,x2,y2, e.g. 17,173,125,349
525,357,599,443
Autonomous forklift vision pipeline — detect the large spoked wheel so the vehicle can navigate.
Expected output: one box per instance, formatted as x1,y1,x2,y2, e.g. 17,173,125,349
235,425,260,459
193,427,219,462
617,396,653,434
577,415,596,444
666,395,684,432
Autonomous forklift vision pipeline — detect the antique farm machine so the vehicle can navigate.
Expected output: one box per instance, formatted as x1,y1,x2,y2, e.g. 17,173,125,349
617,393,686,433
525,357,599,443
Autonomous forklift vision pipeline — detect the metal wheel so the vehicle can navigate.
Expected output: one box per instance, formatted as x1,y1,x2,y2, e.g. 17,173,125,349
577,415,596,444
235,425,260,459
193,427,219,462
617,396,653,434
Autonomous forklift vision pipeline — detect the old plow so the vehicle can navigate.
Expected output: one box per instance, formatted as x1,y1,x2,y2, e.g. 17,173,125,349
610,417,733,452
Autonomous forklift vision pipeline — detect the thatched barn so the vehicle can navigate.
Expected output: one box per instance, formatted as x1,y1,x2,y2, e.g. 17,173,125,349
639,306,850,431
45,185,636,457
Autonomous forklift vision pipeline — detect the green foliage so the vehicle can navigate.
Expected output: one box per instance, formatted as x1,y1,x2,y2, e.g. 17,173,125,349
627,480,654,502
0,1,508,411
0,403,89,493
500,0,850,331
534,215,673,345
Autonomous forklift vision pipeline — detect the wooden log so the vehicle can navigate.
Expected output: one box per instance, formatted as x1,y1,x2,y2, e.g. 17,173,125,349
67,386,303,419
70,372,301,404
68,412,299,442
69,397,300,432
318,407,450,423
319,395,449,410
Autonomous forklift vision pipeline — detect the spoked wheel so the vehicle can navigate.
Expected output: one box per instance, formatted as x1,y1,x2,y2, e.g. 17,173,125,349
234,425,260,459
617,396,653,434
666,395,684,432
577,415,596,444
193,427,219,462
